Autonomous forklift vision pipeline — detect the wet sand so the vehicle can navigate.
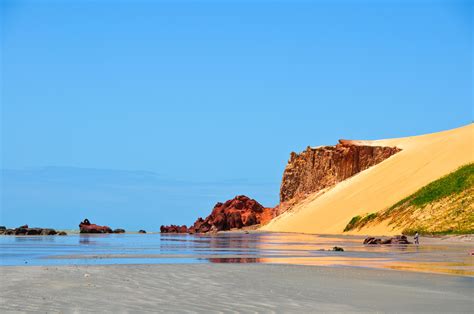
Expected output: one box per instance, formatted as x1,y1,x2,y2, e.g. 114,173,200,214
1,264,473,312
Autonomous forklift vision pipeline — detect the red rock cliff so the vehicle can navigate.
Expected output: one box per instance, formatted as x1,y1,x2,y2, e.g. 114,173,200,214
280,141,401,203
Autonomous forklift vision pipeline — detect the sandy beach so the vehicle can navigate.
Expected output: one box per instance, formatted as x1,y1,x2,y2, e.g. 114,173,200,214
1,264,473,312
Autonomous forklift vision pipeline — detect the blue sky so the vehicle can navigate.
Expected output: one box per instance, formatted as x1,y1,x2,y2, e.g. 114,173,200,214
1,0,472,230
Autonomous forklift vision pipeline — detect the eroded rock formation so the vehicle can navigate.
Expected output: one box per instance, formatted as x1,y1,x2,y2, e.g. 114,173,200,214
280,141,401,203
161,195,275,234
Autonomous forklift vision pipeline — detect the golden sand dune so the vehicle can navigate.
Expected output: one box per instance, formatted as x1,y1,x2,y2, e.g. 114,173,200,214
261,124,474,235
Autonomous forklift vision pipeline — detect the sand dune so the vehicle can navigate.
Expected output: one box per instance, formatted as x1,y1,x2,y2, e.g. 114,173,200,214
261,124,474,235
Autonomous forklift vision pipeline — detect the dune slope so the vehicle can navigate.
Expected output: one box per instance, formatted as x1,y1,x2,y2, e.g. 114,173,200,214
261,124,474,235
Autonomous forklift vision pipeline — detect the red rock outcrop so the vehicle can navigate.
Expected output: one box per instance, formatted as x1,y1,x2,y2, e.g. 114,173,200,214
280,141,401,203
161,195,275,234
79,219,113,234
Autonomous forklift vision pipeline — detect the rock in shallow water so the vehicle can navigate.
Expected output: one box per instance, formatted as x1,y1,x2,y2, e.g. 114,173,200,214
0,225,59,236
79,219,113,234
364,235,412,245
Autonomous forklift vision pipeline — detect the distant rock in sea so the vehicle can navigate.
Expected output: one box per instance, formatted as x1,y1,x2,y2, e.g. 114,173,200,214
0,224,64,236
79,219,113,234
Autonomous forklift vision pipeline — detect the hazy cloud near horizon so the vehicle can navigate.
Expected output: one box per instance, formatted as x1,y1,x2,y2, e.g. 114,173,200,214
0,167,279,230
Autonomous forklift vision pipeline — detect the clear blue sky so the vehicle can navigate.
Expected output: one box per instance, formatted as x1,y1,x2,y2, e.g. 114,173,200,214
1,0,472,230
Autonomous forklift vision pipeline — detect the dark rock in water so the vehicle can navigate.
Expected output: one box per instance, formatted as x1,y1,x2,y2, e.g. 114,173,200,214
364,235,411,245
15,227,29,235
25,228,43,235
113,229,126,234
0,226,6,231
58,231,67,236
332,246,344,251
363,237,381,245
389,235,412,244
79,219,113,234
138,230,146,234
40,229,57,235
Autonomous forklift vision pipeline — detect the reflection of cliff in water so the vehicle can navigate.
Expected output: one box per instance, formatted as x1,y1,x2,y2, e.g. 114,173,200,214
208,233,259,252
206,233,260,263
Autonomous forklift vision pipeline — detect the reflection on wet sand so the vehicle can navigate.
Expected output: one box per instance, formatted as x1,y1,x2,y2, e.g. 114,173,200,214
386,262,474,276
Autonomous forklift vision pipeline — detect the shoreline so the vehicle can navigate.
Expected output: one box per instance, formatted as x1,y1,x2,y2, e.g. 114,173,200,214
2,226,473,239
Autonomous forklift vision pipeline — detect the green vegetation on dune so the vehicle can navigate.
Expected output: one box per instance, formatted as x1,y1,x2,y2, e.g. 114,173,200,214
394,163,474,208
343,213,378,232
344,163,474,234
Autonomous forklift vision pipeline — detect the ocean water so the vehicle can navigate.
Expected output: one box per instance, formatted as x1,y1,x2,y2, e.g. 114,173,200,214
0,233,472,275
